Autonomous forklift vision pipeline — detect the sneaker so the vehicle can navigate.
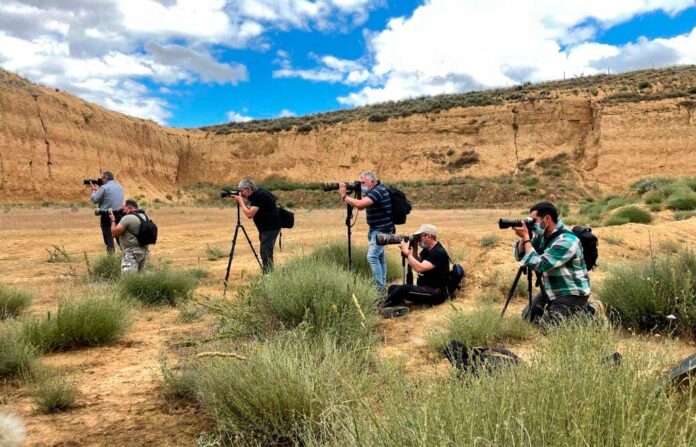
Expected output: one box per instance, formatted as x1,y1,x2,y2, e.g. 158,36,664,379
380,306,409,318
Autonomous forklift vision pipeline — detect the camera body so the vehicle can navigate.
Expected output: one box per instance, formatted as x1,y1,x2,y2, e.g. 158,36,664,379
376,233,416,246
220,189,241,198
321,181,362,199
83,178,104,186
498,216,534,230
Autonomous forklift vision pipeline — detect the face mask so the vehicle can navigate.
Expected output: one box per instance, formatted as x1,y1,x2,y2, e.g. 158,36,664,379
533,222,544,237
361,185,369,196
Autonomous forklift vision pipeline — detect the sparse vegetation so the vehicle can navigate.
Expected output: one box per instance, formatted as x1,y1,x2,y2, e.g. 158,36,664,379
118,267,198,306
31,371,76,413
478,234,501,249
307,242,401,282
667,191,696,210
46,245,72,263
0,322,37,379
205,245,227,261
0,283,33,319
86,253,121,282
603,205,652,226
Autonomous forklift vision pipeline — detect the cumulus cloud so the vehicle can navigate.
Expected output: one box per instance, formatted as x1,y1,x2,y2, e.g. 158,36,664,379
277,109,296,117
273,50,369,84
226,110,254,122
337,0,696,106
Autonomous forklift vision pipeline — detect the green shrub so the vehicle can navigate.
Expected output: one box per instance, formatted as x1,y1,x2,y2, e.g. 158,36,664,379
478,234,501,249
598,249,696,335
428,305,533,352
23,295,131,353
603,206,652,226
87,254,121,282
205,245,226,261
328,322,696,447
648,202,662,212
643,190,664,204
31,373,76,413
248,259,377,341
674,210,696,221
0,283,32,319
159,354,198,403
119,268,198,305
195,332,374,445
667,191,696,210
0,322,37,379
308,242,401,282
631,177,674,194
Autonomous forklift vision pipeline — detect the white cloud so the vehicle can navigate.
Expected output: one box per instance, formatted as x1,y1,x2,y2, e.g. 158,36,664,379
278,108,296,117
226,110,254,122
338,0,696,106
273,50,369,84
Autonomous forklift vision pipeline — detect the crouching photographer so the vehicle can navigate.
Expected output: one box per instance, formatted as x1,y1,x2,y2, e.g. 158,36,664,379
511,201,591,325
381,224,450,314
109,199,153,274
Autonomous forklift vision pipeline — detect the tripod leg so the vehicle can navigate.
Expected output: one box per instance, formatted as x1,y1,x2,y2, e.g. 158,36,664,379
500,266,525,318
239,224,263,269
402,255,407,284
346,204,353,270
223,225,241,297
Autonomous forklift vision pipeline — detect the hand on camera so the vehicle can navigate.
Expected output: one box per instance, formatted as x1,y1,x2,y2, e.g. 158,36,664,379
108,209,115,223
338,183,347,199
90,183,98,191
399,240,411,256
234,195,244,205
513,224,530,240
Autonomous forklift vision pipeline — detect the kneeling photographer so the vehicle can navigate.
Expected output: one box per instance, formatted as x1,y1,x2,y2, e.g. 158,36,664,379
109,199,151,274
510,201,591,325
234,179,281,273
381,224,450,312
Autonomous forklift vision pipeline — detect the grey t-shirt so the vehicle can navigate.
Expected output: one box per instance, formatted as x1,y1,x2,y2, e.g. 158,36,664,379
118,214,143,249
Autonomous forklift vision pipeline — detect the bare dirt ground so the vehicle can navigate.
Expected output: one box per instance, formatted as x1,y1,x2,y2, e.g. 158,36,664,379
2,206,696,446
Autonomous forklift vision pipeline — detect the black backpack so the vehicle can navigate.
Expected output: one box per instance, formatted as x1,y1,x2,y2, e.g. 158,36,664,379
544,225,598,271
447,263,466,297
130,212,158,246
383,185,412,225
278,205,294,229
443,341,521,375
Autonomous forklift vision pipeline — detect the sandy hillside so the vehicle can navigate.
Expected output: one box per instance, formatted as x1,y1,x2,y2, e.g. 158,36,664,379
1,206,695,446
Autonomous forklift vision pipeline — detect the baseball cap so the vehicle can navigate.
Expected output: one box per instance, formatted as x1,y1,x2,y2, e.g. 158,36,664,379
413,224,438,237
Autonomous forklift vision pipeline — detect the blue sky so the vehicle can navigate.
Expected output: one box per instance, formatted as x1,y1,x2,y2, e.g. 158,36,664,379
1,1,695,128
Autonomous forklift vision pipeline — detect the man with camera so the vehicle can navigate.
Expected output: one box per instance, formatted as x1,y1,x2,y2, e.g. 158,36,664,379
234,179,281,273
339,171,394,290
381,224,450,312
109,199,149,274
512,201,591,325
88,171,124,254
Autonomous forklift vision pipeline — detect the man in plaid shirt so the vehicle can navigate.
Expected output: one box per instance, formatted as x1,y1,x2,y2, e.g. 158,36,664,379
512,201,591,324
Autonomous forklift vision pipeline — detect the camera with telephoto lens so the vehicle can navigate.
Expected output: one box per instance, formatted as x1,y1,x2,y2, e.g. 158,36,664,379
376,233,416,246
321,181,362,199
94,208,124,220
498,216,534,230
83,178,104,186
220,189,241,198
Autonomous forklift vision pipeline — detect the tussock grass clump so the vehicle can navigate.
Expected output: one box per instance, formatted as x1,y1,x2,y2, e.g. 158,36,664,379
0,283,32,319
159,354,199,403
603,205,652,226
205,245,226,261
248,259,377,341
308,242,401,282
0,323,37,379
87,253,121,282
325,322,696,447
195,332,374,446
428,305,533,352
23,295,131,353
478,234,500,249
667,191,696,211
674,210,696,221
118,268,198,306
598,249,696,335
31,372,76,413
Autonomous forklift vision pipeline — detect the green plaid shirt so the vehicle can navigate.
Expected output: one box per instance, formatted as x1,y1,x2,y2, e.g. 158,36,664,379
513,220,591,300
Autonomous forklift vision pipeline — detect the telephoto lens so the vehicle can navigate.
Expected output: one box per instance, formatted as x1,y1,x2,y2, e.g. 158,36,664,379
83,178,102,186
321,182,358,192
376,233,412,246
220,189,241,198
498,216,534,229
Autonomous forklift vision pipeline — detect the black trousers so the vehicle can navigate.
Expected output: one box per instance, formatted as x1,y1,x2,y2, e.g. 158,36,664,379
100,214,115,254
384,284,448,307
259,229,280,273
523,293,590,325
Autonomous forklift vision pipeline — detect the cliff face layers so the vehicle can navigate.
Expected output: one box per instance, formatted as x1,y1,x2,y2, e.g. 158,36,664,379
1,69,694,202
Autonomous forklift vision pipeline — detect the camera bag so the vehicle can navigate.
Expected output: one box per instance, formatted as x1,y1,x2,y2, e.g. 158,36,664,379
443,340,521,375
130,212,158,245
278,205,294,229
382,185,412,225
447,263,465,297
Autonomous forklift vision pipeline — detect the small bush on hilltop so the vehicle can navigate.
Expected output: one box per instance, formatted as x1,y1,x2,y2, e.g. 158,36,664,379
667,191,696,211
0,322,37,379
598,249,696,335
308,242,401,282
23,294,131,353
603,205,652,226
119,268,198,306
0,283,32,319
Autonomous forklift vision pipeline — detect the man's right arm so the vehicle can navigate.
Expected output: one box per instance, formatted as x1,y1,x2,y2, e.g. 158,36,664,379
90,186,104,204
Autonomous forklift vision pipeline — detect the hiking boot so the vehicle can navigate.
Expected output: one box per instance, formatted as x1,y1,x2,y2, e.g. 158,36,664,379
380,306,409,318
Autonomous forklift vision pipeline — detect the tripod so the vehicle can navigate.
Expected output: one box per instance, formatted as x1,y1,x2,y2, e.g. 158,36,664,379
500,265,546,319
222,203,262,297
345,202,355,270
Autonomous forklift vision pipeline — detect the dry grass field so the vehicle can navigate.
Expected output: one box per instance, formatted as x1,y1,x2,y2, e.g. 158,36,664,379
2,205,696,446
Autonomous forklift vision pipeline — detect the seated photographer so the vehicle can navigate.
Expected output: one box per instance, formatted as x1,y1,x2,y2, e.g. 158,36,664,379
109,199,149,274
382,224,450,309
89,171,124,254
339,171,394,290
234,179,281,273
512,201,591,325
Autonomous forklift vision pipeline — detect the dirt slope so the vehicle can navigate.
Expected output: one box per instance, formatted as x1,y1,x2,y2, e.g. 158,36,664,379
1,68,695,203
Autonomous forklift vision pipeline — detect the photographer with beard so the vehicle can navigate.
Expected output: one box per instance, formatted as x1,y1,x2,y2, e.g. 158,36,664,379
339,171,394,291
380,224,450,314
234,179,281,273
109,199,149,274
89,171,124,254
512,201,591,325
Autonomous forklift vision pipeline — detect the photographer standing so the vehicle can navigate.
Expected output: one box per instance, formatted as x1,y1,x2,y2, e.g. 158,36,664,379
512,201,591,325
89,171,124,254
381,224,450,310
109,199,149,274
234,179,281,273
339,171,394,291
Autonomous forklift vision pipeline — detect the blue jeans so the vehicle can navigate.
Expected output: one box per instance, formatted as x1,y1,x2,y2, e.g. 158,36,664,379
367,229,388,290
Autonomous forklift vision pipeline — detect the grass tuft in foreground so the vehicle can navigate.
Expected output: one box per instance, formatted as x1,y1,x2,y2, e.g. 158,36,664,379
0,322,38,379
0,283,33,319
86,253,121,282
31,369,76,413
307,242,402,282
119,268,198,306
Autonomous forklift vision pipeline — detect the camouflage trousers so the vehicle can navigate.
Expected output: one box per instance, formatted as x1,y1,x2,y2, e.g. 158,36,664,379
121,246,148,274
